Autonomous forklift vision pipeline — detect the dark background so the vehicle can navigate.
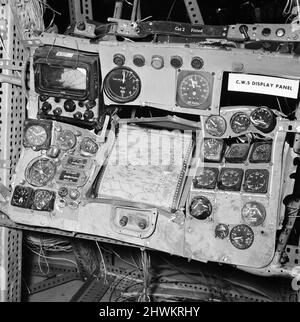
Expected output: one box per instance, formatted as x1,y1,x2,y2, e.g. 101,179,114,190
45,0,290,33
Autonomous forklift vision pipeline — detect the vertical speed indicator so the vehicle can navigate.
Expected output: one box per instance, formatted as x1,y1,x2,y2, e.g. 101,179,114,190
104,67,141,103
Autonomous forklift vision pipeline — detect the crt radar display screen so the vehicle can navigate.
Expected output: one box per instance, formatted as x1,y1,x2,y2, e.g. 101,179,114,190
41,65,87,91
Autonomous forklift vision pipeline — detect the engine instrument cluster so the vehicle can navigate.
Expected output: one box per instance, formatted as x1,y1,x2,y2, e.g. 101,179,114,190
204,106,277,138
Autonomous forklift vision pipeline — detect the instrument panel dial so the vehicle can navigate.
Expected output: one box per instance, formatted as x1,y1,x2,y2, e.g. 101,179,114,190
56,130,77,151
205,115,227,137
225,144,250,163
104,67,141,103
80,137,99,156
193,168,219,190
178,73,210,107
11,186,34,208
230,224,254,250
250,107,276,133
243,169,269,193
218,168,244,191
25,157,56,187
32,190,55,211
202,138,225,162
215,223,229,239
189,196,212,220
242,202,266,226
25,125,48,147
230,112,251,134
249,141,272,163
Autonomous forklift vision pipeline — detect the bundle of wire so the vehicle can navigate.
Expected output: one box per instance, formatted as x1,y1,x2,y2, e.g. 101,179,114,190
9,0,45,38
26,234,73,253
25,234,77,275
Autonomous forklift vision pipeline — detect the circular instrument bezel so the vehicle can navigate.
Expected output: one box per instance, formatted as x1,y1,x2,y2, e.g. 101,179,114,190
56,130,77,151
103,66,141,103
25,157,57,187
230,224,254,250
250,106,276,133
205,115,227,137
242,202,266,227
230,112,251,134
189,196,213,220
215,223,230,239
80,136,99,156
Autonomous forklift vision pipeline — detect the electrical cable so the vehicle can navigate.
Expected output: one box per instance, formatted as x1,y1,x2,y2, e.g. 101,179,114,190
96,241,108,285
26,245,78,267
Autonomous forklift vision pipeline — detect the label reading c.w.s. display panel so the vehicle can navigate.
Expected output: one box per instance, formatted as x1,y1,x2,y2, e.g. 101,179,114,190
228,73,299,99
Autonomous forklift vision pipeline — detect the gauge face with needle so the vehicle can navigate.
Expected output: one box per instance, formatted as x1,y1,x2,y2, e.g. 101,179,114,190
104,67,141,103
178,73,210,107
205,115,227,137
230,224,254,250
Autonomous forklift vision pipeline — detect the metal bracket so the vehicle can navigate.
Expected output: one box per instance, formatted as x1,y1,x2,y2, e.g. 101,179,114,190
0,59,24,71
28,272,82,295
70,269,115,302
183,0,204,24
68,0,93,24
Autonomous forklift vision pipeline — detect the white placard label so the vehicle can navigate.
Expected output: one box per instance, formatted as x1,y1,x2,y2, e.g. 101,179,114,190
56,52,74,58
228,73,299,99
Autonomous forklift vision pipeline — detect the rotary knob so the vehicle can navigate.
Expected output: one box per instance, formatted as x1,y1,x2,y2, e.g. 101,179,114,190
138,219,147,230
69,189,80,200
119,216,128,227
73,111,83,119
41,102,52,113
58,187,68,198
77,21,86,31
64,99,76,112
53,107,62,116
84,109,94,120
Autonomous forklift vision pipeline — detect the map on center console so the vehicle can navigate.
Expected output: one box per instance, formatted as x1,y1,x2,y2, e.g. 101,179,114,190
95,125,193,211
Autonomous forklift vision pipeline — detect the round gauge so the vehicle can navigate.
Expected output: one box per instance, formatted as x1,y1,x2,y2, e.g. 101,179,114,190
189,196,212,220
25,125,47,147
80,137,99,156
57,130,77,151
25,157,56,187
220,169,241,187
215,223,229,239
178,73,210,107
250,107,276,133
230,224,254,250
244,169,269,193
230,112,251,134
104,67,141,103
193,168,218,189
33,190,54,210
205,115,227,137
242,202,266,227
